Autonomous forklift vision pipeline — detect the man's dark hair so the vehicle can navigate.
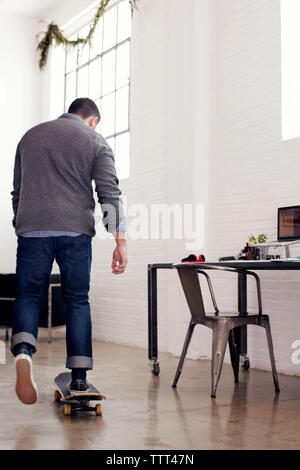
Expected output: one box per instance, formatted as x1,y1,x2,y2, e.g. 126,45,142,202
68,98,101,123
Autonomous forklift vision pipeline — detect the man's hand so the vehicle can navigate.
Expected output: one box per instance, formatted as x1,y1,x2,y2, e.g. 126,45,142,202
112,239,128,274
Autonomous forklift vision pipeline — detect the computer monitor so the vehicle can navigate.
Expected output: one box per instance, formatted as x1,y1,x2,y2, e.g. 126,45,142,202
277,205,300,241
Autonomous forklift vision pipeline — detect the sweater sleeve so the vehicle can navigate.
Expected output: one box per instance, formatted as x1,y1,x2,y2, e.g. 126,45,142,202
92,140,126,233
11,144,21,228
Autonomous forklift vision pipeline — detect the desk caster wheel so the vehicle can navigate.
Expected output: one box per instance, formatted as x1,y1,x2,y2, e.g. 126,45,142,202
241,357,250,370
151,361,160,376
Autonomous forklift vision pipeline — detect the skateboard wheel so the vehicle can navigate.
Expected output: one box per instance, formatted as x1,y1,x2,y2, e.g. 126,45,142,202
64,404,72,416
95,404,103,416
54,390,61,401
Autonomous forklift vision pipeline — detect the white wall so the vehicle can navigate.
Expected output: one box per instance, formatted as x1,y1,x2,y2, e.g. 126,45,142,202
208,0,300,375
91,0,170,349
0,13,42,273
90,0,300,377
88,0,212,354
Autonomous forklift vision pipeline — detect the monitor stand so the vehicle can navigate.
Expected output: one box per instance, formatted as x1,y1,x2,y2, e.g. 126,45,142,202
255,239,300,258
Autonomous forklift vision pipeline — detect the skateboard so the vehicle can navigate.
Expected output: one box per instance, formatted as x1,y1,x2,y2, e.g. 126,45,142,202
54,372,106,416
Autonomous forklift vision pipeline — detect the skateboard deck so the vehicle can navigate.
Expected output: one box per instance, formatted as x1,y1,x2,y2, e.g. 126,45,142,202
54,372,106,416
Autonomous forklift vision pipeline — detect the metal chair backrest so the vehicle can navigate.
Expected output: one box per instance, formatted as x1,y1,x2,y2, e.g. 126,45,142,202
174,262,263,317
177,266,207,322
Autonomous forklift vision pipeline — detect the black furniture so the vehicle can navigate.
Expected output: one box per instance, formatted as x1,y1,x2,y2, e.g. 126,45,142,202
0,273,66,343
0,274,17,341
148,260,300,376
172,263,279,397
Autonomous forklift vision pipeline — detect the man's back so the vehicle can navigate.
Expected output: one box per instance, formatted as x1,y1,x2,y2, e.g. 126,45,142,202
11,113,123,237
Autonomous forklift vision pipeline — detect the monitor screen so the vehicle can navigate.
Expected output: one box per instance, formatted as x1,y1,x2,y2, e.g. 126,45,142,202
278,205,300,241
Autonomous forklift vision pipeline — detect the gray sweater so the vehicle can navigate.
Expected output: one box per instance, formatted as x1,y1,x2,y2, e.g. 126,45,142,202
11,113,125,237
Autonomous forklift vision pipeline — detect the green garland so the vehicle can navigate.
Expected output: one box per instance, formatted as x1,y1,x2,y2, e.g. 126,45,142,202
37,0,138,69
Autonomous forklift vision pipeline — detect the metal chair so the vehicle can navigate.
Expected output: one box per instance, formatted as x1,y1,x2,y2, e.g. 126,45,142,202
172,263,280,398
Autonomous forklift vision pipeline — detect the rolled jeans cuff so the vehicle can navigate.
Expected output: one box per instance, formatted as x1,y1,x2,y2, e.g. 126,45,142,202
11,332,37,354
66,356,93,370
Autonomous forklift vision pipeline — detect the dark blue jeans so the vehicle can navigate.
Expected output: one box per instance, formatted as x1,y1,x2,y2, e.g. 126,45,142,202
11,235,93,370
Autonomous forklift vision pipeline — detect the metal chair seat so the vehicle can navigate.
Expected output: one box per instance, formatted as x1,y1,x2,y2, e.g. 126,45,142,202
172,263,280,398
204,311,269,319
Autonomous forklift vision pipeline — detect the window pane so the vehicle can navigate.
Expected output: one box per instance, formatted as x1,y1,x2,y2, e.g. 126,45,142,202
65,72,76,109
90,17,103,58
102,50,116,95
89,58,102,101
116,42,130,89
117,1,131,43
77,65,89,97
77,25,90,66
103,6,117,51
65,35,78,73
101,92,115,137
115,132,130,180
116,86,129,133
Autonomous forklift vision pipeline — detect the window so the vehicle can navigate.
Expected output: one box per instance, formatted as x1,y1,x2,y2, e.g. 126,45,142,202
281,0,300,140
64,0,131,179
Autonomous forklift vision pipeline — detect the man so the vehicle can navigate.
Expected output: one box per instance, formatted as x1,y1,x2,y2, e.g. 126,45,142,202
10,98,127,405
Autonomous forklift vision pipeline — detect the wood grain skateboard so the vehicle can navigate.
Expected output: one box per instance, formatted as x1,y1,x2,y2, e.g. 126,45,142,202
54,372,106,416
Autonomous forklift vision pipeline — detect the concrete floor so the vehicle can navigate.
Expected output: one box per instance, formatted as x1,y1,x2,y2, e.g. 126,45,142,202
1,330,300,450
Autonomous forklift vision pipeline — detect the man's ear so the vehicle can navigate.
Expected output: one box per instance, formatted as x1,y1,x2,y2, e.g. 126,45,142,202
84,117,95,128
88,117,95,128
84,116,99,129
93,117,99,128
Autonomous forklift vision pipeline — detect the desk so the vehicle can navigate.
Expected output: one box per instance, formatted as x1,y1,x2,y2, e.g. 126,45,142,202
147,260,300,375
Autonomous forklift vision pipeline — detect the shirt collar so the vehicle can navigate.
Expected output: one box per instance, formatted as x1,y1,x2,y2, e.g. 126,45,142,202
59,113,84,122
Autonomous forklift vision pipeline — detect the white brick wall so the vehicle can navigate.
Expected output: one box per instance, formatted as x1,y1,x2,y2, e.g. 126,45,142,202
209,0,300,375
90,0,213,362
90,0,170,351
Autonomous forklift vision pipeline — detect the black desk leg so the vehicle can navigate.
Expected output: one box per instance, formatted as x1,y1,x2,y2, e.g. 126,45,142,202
238,272,250,370
148,265,160,376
